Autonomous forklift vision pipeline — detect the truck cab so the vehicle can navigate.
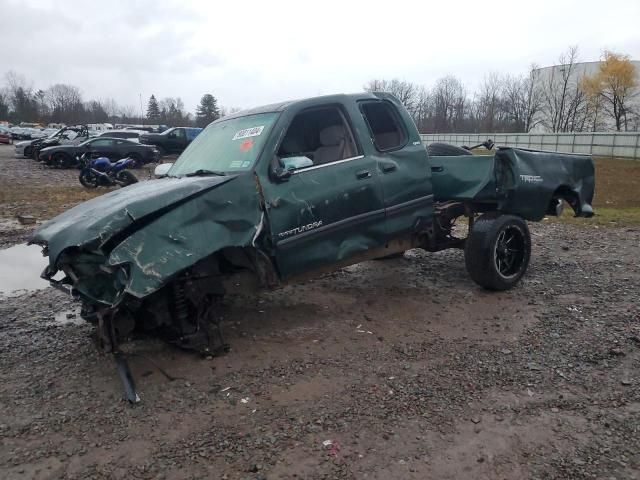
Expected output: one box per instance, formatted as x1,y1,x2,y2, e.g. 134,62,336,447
139,127,202,155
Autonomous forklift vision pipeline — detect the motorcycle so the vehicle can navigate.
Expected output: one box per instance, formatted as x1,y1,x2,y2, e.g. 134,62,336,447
461,139,495,151
78,153,139,188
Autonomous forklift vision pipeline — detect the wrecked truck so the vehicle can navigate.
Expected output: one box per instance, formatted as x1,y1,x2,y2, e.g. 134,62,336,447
30,93,595,400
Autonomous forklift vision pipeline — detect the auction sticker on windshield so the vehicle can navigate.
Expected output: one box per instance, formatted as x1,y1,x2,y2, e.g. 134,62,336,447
232,126,264,140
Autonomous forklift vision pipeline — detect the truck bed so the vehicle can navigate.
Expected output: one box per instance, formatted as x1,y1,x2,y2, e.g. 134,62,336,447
429,147,595,221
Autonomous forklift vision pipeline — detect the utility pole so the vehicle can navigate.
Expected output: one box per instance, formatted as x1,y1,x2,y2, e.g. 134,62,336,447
139,93,144,125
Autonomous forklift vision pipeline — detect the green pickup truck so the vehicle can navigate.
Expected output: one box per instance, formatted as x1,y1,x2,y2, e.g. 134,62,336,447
31,93,594,400
139,127,202,156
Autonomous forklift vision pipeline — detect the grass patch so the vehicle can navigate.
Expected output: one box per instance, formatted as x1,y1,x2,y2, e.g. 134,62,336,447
0,186,109,219
554,157,640,227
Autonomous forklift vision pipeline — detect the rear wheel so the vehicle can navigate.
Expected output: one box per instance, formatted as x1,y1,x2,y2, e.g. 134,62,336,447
427,142,473,157
464,213,531,290
79,169,99,188
116,170,138,187
53,152,74,169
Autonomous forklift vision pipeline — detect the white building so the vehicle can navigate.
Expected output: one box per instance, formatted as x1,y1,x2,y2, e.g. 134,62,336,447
531,60,640,132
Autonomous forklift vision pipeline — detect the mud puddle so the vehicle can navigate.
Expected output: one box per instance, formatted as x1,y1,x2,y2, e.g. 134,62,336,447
0,243,50,296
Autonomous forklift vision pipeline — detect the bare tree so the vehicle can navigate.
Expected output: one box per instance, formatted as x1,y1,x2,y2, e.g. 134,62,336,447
46,84,84,124
4,71,38,122
363,78,420,115
474,73,503,131
500,65,542,132
432,76,467,133
539,46,586,132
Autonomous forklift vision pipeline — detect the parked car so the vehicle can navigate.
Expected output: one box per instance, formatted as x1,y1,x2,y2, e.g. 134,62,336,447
125,126,155,133
38,136,159,168
10,127,27,140
29,129,49,139
139,127,202,155
98,129,147,142
30,92,595,402
15,128,62,157
0,127,12,144
31,125,92,159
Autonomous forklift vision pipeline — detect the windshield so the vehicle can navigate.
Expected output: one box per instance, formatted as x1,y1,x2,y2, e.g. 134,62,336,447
169,112,279,177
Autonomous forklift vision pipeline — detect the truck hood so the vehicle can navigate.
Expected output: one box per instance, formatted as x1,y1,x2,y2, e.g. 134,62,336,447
31,175,236,268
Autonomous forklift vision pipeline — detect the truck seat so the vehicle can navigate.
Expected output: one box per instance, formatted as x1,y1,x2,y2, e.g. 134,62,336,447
374,131,401,150
314,125,354,165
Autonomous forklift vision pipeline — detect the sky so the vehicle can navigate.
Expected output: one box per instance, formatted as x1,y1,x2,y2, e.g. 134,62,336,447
2,0,639,114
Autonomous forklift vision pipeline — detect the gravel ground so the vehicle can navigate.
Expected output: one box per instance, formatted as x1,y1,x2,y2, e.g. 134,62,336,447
0,144,639,479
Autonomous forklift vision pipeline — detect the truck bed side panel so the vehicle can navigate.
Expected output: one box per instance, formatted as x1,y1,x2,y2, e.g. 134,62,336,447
430,148,595,221
495,148,595,221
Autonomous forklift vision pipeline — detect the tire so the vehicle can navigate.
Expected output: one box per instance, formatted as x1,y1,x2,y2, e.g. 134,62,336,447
155,145,166,157
427,142,473,157
79,169,99,188
54,152,74,169
24,146,32,157
464,213,531,291
116,170,138,187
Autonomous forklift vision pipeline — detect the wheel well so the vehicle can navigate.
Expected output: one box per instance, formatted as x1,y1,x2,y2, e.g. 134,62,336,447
549,185,580,216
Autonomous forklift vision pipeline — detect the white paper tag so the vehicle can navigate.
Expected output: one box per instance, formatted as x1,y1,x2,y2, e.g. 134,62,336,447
232,126,264,140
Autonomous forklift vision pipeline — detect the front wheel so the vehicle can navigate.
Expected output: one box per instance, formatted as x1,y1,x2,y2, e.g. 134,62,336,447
126,153,142,168
79,169,99,188
24,146,32,157
54,152,74,169
464,213,531,290
116,170,138,187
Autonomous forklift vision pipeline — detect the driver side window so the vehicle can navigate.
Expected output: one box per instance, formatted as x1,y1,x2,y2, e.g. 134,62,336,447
277,106,359,171
89,139,113,147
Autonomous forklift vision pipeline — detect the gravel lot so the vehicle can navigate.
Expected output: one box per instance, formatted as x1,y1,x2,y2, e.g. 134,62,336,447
0,143,639,479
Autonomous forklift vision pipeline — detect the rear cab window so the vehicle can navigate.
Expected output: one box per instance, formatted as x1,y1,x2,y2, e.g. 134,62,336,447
359,101,407,152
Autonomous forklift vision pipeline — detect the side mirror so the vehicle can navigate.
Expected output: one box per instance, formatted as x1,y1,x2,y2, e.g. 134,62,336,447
154,162,173,177
269,156,292,182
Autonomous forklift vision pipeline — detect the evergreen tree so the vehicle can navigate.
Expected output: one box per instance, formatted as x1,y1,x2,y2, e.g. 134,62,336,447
195,94,220,127
146,94,160,121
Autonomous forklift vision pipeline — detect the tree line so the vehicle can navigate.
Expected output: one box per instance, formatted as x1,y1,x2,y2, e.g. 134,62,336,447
1,47,637,132
0,71,232,128
365,48,638,133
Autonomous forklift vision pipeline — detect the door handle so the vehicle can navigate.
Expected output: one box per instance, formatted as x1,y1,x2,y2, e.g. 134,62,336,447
431,166,444,172
356,169,371,179
381,163,397,173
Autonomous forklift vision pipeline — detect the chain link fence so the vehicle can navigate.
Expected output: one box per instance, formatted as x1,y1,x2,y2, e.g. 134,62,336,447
420,132,640,159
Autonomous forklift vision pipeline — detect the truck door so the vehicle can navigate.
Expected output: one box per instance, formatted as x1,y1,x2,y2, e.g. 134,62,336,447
167,128,187,153
358,99,434,240
262,105,386,278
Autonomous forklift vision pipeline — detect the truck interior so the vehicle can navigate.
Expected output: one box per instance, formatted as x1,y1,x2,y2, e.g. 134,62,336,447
277,107,358,166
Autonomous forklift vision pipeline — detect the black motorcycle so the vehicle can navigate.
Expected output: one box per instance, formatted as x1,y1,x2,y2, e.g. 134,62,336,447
78,153,138,188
